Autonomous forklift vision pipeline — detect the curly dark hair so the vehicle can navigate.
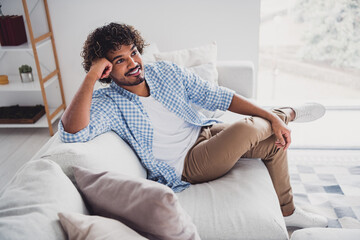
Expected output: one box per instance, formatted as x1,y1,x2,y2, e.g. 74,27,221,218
81,22,147,83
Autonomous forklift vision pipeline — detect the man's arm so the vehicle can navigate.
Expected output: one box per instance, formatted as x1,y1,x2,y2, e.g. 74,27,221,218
228,94,292,150
61,58,112,134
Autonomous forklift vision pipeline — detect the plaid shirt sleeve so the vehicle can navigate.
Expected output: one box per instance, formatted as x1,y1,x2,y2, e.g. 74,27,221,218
59,94,114,143
176,64,235,111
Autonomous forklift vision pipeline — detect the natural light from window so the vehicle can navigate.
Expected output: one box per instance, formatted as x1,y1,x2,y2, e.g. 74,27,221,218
258,0,360,108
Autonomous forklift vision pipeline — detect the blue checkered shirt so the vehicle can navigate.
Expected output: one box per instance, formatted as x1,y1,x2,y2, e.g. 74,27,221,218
59,61,235,192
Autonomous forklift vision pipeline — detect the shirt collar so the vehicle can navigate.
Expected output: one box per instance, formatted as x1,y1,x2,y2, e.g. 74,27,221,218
109,81,137,101
144,64,157,97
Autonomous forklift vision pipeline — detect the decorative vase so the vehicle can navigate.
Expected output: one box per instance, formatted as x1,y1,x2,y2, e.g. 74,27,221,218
20,72,34,83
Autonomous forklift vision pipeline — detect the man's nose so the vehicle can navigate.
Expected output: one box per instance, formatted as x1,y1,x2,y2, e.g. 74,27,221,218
128,57,137,68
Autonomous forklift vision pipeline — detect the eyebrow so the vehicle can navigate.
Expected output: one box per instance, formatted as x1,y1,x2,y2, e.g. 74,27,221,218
111,45,136,63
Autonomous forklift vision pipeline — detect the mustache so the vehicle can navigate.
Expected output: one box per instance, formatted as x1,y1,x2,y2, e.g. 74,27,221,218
125,65,141,76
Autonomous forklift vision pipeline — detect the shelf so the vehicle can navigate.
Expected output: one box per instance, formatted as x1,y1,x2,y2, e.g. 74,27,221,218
0,75,57,92
0,107,63,128
0,38,51,52
0,0,66,136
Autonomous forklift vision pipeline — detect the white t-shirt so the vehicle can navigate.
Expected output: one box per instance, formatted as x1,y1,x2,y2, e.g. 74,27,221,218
139,95,201,177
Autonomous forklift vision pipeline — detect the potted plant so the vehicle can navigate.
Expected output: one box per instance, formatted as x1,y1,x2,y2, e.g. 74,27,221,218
19,64,33,83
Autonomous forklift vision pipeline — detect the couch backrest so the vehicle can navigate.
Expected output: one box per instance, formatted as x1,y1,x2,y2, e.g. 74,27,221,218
217,61,255,98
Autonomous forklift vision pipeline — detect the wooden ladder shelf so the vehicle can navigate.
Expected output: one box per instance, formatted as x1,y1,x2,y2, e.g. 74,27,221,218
22,0,66,136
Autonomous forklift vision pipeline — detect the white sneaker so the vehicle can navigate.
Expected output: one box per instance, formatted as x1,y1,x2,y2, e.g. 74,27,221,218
284,207,328,228
291,102,326,123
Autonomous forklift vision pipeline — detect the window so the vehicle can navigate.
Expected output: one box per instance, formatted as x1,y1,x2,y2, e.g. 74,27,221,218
258,0,360,149
258,0,360,108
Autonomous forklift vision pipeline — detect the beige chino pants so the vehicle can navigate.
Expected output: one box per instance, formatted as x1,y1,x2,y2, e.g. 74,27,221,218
182,109,295,215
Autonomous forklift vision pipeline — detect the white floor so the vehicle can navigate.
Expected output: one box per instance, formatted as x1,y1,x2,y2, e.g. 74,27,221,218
0,122,58,191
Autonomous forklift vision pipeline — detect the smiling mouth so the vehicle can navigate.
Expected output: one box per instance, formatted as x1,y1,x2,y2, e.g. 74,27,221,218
126,66,141,76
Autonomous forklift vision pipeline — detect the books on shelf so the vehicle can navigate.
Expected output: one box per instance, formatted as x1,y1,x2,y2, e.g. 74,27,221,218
0,105,45,124
0,15,27,46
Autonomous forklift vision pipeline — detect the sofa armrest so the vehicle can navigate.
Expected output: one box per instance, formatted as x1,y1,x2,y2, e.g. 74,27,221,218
31,131,147,182
217,61,255,98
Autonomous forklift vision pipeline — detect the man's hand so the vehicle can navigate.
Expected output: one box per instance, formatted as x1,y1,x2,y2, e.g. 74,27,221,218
271,117,291,151
88,58,113,81
228,94,292,151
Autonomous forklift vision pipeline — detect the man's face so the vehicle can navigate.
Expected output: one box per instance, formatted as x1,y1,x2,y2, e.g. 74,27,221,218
106,44,145,87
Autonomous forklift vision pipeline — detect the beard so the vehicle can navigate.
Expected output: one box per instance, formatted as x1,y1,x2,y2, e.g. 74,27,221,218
118,76,145,86
112,65,145,86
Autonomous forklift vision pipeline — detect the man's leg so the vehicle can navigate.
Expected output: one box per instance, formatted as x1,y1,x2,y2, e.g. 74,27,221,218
182,109,289,186
241,109,295,216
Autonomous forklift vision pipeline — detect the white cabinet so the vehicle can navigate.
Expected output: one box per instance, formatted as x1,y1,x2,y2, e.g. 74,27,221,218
0,0,66,135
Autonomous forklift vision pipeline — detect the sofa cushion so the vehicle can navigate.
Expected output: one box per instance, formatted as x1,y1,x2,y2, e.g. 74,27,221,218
0,159,88,240
58,212,147,240
176,158,289,240
154,42,218,84
290,228,360,240
74,166,200,240
35,131,147,183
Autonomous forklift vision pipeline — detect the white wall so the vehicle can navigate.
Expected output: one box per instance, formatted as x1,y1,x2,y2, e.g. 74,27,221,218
3,0,260,104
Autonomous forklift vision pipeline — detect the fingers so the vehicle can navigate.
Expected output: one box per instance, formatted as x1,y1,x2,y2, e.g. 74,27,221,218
275,129,291,151
90,58,113,80
275,130,285,145
100,59,113,79
283,131,291,150
101,64,112,79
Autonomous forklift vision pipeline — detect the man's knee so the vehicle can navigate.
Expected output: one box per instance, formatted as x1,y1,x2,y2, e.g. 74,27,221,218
232,118,261,138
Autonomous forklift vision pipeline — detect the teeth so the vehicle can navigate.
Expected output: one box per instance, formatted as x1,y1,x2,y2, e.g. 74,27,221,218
129,67,139,75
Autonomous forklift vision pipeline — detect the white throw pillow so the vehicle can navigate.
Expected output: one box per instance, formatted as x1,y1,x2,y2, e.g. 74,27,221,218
154,42,224,118
154,42,218,85
176,158,289,240
58,212,148,240
141,43,160,64
39,131,147,183
0,159,88,240
154,42,217,67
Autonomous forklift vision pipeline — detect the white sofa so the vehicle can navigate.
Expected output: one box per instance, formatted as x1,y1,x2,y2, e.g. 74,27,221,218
0,61,290,240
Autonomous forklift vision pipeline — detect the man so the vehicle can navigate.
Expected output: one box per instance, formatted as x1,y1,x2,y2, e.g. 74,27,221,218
60,22,328,228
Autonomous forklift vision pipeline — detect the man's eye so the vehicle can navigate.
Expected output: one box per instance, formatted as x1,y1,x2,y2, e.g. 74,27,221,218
131,50,138,56
116,59,124,64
